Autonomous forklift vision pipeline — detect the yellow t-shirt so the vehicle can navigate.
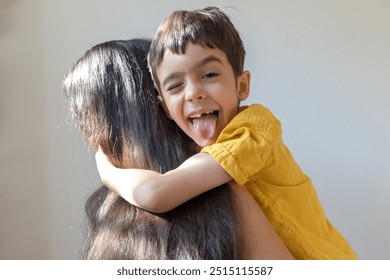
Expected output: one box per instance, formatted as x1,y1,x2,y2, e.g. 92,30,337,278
202,104,358,259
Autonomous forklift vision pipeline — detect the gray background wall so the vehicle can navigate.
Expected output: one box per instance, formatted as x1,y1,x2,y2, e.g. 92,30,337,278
0,0,389,259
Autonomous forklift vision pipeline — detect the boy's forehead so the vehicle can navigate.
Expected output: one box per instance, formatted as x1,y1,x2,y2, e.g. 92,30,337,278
160,43,226,67
157,44,229,79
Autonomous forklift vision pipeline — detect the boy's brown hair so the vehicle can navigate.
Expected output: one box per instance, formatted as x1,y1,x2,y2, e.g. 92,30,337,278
148,6,246,92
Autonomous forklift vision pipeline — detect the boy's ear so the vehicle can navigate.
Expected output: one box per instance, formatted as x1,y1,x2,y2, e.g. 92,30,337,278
157,94,173,119
237,70,251,101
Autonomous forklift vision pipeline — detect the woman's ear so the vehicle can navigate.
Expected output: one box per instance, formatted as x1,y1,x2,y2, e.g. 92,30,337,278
157,94,172,119
237,70,251,101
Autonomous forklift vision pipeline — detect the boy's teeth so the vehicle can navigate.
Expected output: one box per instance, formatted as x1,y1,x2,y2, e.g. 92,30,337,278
190,111,214,119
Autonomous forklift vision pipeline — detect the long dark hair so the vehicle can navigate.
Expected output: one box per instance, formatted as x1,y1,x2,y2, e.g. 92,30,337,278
63,39,242,259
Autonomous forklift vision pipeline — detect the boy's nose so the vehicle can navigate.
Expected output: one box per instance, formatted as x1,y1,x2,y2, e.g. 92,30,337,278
185,83,206,102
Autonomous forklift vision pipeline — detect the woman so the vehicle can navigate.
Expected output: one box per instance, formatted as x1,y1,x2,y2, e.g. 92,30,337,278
63,39,292,259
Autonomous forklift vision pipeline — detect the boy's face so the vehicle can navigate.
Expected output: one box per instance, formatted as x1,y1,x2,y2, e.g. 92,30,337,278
156,43,250,147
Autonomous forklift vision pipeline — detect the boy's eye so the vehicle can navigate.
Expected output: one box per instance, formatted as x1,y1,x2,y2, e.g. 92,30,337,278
202,72,218,79
166,83,182,92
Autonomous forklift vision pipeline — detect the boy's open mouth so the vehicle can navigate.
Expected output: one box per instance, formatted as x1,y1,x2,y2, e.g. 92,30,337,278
189,111,219,140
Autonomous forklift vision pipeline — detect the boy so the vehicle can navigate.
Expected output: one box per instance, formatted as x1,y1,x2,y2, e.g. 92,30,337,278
96,6,357,259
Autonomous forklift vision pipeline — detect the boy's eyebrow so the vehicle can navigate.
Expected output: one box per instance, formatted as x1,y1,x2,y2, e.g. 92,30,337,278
198,55,223,68
161,55,223,88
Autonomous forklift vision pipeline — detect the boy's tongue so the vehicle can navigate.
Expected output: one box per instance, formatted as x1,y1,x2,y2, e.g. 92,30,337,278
192,113,217,140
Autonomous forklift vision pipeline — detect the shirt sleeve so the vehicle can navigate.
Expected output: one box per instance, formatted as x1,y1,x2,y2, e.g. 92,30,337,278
201,104,282,185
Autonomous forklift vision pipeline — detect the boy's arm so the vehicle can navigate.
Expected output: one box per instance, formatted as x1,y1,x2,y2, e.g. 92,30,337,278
95,148,232,213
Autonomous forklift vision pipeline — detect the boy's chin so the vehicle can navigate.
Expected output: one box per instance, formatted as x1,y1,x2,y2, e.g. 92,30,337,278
194,137,217,148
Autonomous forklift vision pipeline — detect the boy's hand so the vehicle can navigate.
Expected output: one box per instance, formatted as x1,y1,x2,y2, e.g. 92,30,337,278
95,146,163,211
95,146,113,187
